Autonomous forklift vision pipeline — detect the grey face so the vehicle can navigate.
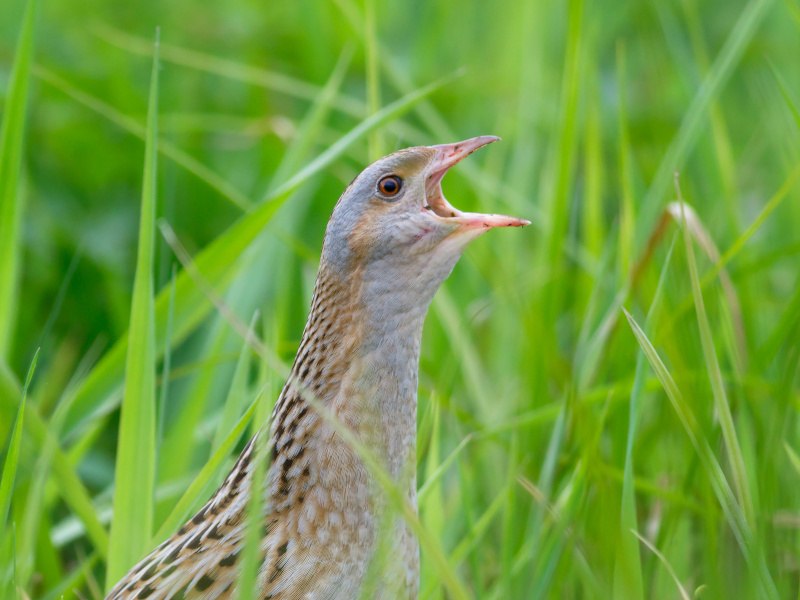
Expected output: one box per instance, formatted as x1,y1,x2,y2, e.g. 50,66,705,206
322,146,449,271
325,136,528,269
320,138,529,312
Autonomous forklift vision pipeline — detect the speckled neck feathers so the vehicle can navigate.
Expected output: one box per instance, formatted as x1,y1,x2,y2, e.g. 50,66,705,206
274,255,435,482
107,259,436,599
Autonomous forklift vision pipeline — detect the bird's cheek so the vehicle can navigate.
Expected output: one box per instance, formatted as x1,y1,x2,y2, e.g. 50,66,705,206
346,204,392,259
408,221,455,251
412,224,434,242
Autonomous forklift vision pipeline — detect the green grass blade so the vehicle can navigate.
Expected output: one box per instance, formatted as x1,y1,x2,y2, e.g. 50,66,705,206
769,61,800,129
709,163,800,283
615,42,635,284
421,481,509,599
418,433,472,502
613,235,675,599
661,163,800,342
613,268,668,598
681,0,740,230
0,349,38,529
157,265,177,458
236,361,276,600
515,400,568,591
236,430,269,600
265,47,354,191
0,0,38,359
449,481,508,569
431,289,493,420
785,443,800,477
90,23,427,144
630,530,691,600
17,352,84,587
0,350,37,595
210,313,257,453
418,400,443,600
105,33,160,589
541,0,584,278
364,0,383,159
675,194,754,525
582,70,604,261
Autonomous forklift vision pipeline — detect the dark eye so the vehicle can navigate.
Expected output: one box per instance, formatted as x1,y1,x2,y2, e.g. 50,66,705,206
377,175,403,198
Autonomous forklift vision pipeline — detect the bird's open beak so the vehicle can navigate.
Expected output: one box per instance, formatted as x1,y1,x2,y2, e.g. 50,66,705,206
424,136,530,230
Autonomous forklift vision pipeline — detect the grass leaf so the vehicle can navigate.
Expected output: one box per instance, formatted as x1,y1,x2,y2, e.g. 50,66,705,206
0,349,38,595
630,530,691,600
784,443,800,477
612,237,677,600
0,349,38,528
674,191,754,525
235,430,268,599
0,0,38,358
364,0,383,159
105,32,160,589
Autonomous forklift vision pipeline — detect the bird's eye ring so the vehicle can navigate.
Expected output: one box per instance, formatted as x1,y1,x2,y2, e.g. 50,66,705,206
377,175,403,198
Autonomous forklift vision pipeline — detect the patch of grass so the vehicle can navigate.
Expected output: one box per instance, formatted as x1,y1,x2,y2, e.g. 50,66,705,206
1,0,799,597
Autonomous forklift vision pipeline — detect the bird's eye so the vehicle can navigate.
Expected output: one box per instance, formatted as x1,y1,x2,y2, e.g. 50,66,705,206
377,175,403,198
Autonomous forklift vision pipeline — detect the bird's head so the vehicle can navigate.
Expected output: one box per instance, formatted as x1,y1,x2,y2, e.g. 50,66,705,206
321,136,529,319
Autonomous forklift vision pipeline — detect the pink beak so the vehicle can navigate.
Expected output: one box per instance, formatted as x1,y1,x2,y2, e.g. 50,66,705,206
425,136,530,230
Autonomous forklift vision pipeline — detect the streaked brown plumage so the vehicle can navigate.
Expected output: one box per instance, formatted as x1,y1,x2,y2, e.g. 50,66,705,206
106,136,528,599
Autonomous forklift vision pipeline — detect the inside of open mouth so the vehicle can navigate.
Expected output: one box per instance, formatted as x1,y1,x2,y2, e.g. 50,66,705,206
424,171,464,219
424,189,461,219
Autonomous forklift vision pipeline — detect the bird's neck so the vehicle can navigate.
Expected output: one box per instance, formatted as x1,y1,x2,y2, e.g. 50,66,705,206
282,260,432,483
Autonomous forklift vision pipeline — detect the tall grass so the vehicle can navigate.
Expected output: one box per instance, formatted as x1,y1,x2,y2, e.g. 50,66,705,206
104,30,160,589
1,0,799,597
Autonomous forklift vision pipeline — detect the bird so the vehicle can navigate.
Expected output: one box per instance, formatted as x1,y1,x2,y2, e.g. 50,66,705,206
106,135,529,599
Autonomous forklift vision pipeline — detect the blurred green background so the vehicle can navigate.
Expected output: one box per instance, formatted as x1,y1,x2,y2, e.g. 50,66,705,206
1,0,799,597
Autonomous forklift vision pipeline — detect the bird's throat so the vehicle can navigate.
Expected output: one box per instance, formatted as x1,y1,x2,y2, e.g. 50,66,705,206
275,262,429,484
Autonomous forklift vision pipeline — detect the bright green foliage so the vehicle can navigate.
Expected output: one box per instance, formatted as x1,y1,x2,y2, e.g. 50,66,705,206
1,0,799,597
